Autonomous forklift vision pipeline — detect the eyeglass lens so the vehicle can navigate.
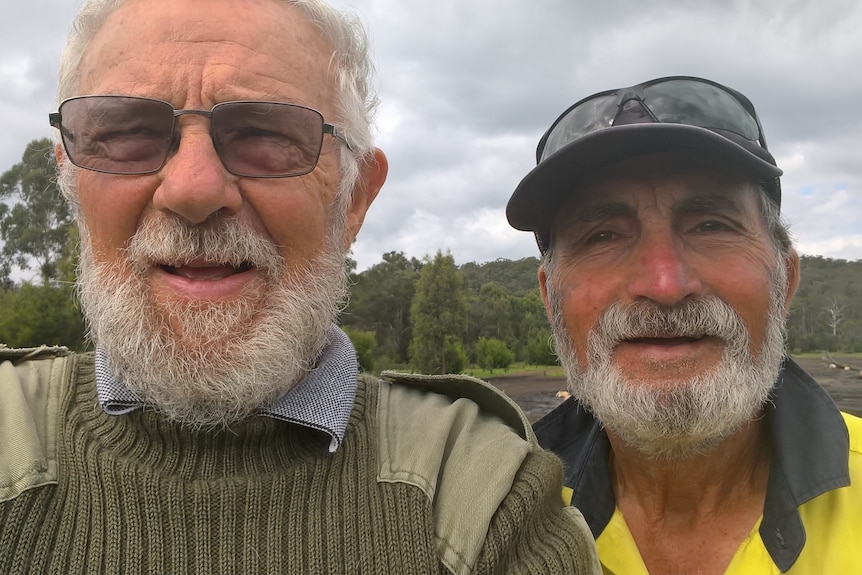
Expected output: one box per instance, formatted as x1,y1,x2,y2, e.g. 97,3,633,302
57,96,327,177
541,79,760,161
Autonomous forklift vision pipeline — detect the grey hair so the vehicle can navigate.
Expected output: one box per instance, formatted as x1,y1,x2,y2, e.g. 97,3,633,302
55,0,379,203
755,184,793,261
542,182,794,282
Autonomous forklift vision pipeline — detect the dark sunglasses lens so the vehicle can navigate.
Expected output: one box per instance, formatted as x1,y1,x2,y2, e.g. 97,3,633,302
541,94,618,161
643,80,760,140
211,102,325,177
59,96,174,174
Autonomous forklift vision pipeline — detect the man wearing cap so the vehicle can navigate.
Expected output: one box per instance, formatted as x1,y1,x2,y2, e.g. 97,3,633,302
507,76,862,574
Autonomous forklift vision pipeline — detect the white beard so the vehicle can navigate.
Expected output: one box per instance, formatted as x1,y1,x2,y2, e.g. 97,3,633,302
548,270,787,460
76,212,348,428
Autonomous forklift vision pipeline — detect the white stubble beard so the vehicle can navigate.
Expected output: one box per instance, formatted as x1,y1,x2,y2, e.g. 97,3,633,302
75,209,349,428
548,267,788,460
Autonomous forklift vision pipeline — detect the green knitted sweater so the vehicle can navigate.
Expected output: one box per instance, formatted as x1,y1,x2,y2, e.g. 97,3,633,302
0,350,599,574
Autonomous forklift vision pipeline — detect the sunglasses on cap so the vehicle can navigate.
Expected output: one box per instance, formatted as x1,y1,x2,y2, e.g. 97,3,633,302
537,75,772,164
49,95,352,178
506,75,782,254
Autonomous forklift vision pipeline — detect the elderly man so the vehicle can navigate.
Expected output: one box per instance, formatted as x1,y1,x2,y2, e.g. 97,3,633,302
0,0,602,573
507,76,862,574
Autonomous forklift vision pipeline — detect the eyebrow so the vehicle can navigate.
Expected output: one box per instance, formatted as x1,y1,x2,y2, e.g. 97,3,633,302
557,201,635,227
553,189,752,236
672,192,748,217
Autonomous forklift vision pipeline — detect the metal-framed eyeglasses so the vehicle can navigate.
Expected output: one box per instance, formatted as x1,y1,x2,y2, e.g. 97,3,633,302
49,95,352,178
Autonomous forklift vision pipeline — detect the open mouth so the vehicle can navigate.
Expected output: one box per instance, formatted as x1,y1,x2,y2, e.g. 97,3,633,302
627,336,705,346
161,262,255,280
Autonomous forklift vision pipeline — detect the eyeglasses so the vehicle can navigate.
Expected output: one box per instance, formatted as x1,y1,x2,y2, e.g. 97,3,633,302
537,76,770,163
49,95,352,178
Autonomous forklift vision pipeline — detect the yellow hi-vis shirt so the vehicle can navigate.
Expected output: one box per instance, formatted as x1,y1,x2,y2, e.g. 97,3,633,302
564,412,862,574
542,358,862,574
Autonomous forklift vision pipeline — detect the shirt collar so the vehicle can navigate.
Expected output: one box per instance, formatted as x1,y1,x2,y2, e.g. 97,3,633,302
95,324,358,453
533,356,851,571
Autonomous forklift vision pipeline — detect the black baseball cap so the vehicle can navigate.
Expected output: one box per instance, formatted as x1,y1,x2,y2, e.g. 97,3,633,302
506,76,783,253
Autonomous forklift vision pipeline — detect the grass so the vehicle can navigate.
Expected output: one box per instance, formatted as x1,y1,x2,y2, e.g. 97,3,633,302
465,352,862,380
790,351,862,359
463,363,565,379
416,352,862,380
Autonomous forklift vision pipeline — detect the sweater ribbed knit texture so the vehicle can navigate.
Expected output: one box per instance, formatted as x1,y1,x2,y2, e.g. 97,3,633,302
1,354,598,574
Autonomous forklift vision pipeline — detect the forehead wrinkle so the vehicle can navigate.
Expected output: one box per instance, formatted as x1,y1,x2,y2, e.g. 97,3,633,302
79,0,334,109
670,186,749,219
559,200,635,228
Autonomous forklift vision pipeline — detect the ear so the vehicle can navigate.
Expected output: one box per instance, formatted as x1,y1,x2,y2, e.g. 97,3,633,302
781,248,801,317
538,263,554,320
342,147,388,249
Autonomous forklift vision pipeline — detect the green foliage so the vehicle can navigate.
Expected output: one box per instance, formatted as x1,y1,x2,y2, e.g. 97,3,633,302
460,257,541,294
342,251,421,363
786,256,862,353
474,337,515,372
409,251,469,374
0,281,87,350
443,336,467,374
0,138,73,285
0,139,86,349
343,327,376,373
523,330,557,366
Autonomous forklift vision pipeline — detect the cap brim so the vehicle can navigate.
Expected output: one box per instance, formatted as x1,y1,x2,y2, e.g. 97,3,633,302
506,123,783,237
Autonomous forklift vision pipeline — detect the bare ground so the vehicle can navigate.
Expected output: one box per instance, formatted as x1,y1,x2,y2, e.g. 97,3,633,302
486,355,862,423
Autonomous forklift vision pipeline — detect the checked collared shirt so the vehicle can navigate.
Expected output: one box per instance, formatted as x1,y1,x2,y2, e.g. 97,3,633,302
95,324,358,453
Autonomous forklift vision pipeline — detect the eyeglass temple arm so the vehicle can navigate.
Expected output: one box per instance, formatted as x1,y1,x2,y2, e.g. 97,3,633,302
323,123,353,151
48,112,76,142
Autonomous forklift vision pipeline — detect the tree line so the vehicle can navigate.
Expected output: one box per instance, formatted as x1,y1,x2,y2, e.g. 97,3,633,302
2,138,861,373
341,250,556,374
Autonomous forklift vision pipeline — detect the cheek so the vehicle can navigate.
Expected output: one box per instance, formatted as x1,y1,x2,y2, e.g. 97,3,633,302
77,173,156,260
554,270,617,362
246,171,338,263
702,255,779,354
730,284,775,353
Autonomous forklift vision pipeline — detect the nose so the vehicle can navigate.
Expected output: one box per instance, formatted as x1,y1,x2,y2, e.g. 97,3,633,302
625,230,703,307
151,121,242,224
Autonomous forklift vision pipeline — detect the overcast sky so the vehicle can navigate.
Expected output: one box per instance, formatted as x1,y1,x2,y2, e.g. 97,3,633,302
2,0,860,276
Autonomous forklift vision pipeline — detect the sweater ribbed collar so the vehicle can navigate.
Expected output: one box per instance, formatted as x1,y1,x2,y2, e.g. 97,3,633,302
94,324,358,452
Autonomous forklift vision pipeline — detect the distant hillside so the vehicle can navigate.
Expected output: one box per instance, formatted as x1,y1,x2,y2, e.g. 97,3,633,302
787,256,861,353
459,257,541,295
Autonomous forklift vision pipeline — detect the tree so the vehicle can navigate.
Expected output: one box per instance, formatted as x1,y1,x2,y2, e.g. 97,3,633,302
474,337,515,372
0,281,87,350
523,330,557,366
468,282,516,344
0,138,73,285
341,251,421,364
826,298,844,337
343,327,376,373
409,250,468,374
786,256,861,353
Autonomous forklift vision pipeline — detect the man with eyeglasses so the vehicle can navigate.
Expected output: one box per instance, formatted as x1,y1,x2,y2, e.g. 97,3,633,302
507,76,862,574
0,0,602,573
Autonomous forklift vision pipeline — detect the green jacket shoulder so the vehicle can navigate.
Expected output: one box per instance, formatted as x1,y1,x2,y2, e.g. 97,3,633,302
0,346,73,503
